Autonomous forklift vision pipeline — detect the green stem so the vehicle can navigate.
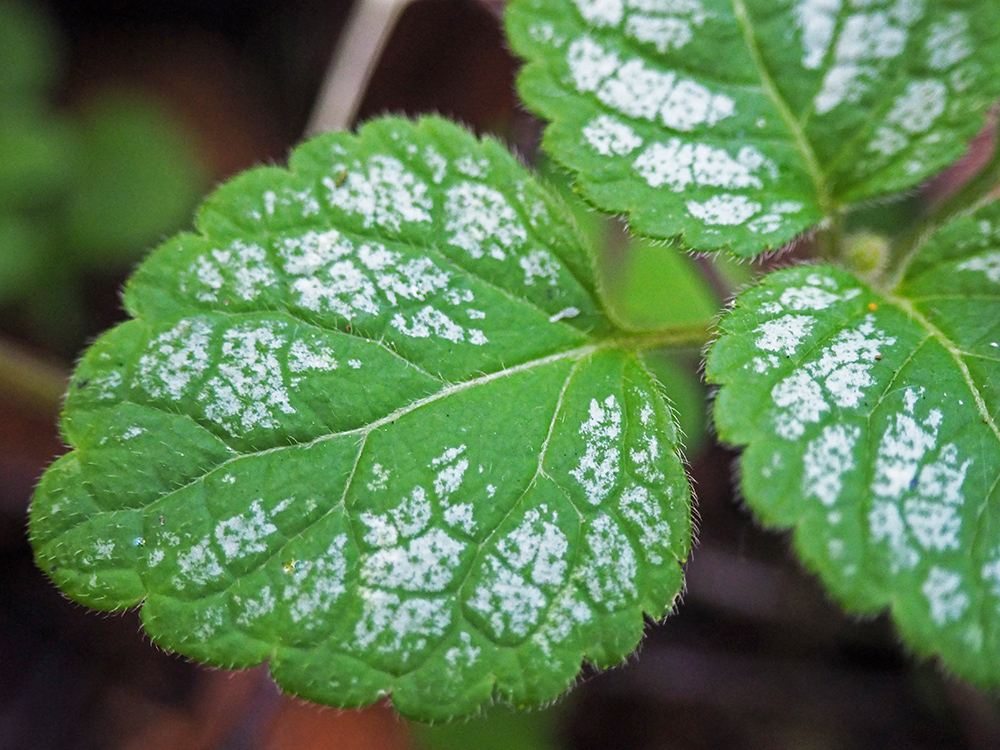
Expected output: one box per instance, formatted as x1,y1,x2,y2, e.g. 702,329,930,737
0,336,68,416
611,322,714,352
881,122,1000,291
816,211,846,262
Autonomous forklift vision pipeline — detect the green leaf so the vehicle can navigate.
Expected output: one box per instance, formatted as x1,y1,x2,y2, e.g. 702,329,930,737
706,200,1000,684
30,116,691,721
506,0,1000,256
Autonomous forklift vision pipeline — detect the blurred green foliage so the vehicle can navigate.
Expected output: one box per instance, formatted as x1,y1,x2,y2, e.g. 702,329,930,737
0,0,204,350
413,703,560,750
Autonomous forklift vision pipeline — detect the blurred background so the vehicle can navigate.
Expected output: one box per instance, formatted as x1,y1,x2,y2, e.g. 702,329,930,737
1,0,999,748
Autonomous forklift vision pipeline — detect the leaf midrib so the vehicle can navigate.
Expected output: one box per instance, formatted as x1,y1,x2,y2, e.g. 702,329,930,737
75,319,700,526
886,292,1000,446
93,341,601,530
729,0,833,214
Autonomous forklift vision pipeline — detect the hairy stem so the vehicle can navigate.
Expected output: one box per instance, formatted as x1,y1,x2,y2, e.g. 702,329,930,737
612,322,714,352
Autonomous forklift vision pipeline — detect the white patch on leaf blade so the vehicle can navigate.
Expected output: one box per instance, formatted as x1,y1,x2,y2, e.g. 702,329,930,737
779,285,846,311
201,323,297,435
549,306,581,323
755,314,815,357
583,115,643,156
795,0,841,69
619,484,671,563
494,506,570,588
982,549,1000,600
284,534,349,624
519,249,561,287
566,36,734,130
444,182,527,261
868,386,972,563
660,79,735,131
872,388,941,500
444,503,476,534
361,528,466,592
922,567,969,626
392,486,432,538
885,79,947,134
176,537,224,587
869,501,920,571
432,445,469,498
288,340,338,375
570,395,623,505
137,319,212,400
229,241,277,301
579,513,638,607
812,1,925,115
391,306,486,345
926,13,972,71
281,229,355,276
624,0,708,53
770,308,895,440
215,500,278,561
234,586,276,626
325,155,432,231
772,370,828,440
468,556,547,638
957,252,1000,283
566,36,621,93
687,194,761,226
630,432,665,483
545,589,593,644
803,424,860,506
633,140,773,192
748,201,806,235
444,631,481,669
353,589,451,655
572,0,624,26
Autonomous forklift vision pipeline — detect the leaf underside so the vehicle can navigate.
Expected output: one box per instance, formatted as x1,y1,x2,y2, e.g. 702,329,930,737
707,199,1000,685
29,116,691,721
507,0,1000,256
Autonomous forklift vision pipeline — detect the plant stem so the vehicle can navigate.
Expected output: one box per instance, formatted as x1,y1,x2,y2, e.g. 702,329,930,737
304,0,416,135
881,120,1000,291
613,322,714,352
0,336,68,416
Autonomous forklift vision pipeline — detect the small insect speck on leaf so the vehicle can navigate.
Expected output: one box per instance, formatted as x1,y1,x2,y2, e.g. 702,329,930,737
868,303,878,311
